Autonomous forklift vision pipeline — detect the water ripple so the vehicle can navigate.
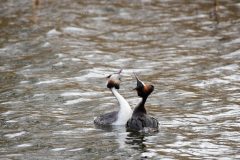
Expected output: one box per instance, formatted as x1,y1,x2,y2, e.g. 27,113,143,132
0,0,239,159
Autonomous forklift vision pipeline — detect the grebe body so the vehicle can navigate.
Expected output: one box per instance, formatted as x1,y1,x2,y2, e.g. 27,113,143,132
126,74,158,132
94,70,132,126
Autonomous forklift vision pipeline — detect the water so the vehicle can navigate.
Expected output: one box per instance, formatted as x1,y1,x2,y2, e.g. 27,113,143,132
0,0,239,159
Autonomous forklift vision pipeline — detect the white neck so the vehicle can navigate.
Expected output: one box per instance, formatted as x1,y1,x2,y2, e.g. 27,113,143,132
111,88,132,125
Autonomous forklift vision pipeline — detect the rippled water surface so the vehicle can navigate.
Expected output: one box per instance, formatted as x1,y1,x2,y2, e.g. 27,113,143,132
0,0,240,159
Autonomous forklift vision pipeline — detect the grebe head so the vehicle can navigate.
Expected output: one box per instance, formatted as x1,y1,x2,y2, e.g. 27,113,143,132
106,69,122,89
133,73,154,98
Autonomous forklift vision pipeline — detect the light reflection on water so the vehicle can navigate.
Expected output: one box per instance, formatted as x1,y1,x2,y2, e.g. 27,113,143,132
0,0,240,159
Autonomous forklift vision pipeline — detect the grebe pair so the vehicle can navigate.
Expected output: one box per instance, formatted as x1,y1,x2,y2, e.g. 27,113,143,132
94,70,158,132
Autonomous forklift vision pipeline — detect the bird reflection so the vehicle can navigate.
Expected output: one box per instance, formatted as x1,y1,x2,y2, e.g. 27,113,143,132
94,123,128,132
94,124,115,132
125,132,147,151
94,124,147,151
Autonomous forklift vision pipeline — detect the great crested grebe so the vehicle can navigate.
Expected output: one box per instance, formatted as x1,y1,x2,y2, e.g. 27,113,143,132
94,69,133,126
126,73,158,132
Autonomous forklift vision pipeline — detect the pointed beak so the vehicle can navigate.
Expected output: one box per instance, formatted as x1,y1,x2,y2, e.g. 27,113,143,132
106,75,111,79
106,69,122,79
133,72,144,90
117,69,122,74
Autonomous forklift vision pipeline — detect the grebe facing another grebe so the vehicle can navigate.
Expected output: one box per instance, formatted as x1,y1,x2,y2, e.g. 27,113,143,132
126,73,158,132
94,69,132,126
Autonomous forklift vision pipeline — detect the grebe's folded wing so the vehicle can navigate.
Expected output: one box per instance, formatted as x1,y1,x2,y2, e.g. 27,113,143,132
126,114,158,132
94,111,118,126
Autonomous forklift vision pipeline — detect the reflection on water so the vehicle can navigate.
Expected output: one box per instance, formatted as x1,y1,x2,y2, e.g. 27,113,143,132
0,0,240,159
